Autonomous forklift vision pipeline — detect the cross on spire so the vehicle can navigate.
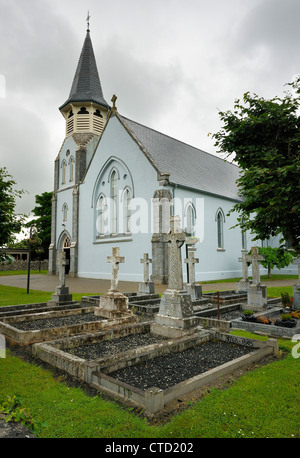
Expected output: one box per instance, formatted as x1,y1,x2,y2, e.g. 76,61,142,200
86,11,90,31
107,247,125,292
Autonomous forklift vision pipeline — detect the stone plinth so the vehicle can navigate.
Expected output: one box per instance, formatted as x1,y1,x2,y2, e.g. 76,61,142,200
50,286,73,304
138,281,155,294
237,279,252,293
246,284,267,311
95,291,136,320
184,283,202,300
151,289,199,338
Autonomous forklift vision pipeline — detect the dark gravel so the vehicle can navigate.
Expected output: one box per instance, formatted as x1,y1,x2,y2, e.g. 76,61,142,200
67,332,167,360
109,340,254,390
12,312,103,331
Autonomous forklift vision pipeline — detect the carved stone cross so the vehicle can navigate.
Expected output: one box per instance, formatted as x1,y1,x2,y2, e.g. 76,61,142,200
166,216,186,290
107,247,124,292
244,247,265,285
59,251,68,288
238,251,249,282
184,251,199,284
140,253,152,282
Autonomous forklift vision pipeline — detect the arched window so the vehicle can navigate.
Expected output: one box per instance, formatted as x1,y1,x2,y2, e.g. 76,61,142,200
216,208,225,249
186,203,196,236
61,160,67,184
110,170,118,233
69,156,75,182
123,188,131,233
96,194,106,236
62,203,68,222
78,107,89,114
93,109,103,118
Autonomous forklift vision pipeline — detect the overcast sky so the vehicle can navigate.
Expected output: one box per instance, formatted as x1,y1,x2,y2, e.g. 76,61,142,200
1,0,300,217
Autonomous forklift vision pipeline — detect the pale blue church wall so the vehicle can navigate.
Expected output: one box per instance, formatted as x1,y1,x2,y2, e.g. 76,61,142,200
171,185,247,282
77,116,159,280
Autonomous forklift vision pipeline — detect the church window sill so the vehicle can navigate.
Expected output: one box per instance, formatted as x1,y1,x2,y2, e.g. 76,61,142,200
217,248,226,252
94,233,132,244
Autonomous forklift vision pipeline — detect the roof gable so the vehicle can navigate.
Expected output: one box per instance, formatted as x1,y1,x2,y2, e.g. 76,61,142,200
117,114,241,201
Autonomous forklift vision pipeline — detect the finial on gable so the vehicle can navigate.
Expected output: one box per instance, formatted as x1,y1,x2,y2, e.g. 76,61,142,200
111,94,118,112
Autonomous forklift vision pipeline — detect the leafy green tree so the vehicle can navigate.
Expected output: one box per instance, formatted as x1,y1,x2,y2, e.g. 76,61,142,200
212,79,300,254
0,167,24,261
257,246,294,278
26,191,53,258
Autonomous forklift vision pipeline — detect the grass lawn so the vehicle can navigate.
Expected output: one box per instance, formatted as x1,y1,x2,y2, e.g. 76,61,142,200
0,286,299,438
0,270,48,276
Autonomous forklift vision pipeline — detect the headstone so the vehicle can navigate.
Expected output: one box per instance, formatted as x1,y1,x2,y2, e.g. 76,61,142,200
138,253,155,294
48,251,73,305
95,247,137,321
293,257,300,308
184,248,202,299
238,250,252,292
151,216,200,338
244,247,267,311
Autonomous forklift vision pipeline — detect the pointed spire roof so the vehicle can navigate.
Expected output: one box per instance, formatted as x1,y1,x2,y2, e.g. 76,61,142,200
60,29,109,110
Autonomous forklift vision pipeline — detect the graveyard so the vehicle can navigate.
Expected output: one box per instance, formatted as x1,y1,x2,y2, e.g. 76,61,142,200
1,216,299,426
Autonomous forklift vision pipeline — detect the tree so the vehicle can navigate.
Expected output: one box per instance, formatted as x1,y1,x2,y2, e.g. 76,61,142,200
26,191,53,259
212,79,300,254
257,246,294,278
0,167,24,261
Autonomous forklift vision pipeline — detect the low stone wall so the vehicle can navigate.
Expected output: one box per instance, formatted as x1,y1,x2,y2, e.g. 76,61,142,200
0,260,48,271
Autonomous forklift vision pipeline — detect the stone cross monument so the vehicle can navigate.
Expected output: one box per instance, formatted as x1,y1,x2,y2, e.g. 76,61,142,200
48,251,73,305
138,253,155,294
95,247,137,323
238,251,252,292
244,247,267,311
151,216,200,338
107,247,124,292
184,249,202,299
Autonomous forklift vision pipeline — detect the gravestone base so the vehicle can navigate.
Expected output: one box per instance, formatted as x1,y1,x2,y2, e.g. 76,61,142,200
47,286,73,306
237,279,252,293
293,285,300,308
138,281,155,294
184,283,202,299
94,291,137,320
245,284,267,311
151,289,200,338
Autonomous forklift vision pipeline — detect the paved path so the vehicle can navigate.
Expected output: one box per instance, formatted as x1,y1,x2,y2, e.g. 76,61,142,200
0,274,296,295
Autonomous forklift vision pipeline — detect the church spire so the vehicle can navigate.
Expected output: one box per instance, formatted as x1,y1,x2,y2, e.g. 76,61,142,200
59,28,109,111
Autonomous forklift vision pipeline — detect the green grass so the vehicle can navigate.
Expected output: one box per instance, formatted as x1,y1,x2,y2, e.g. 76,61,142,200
0,286,299,438
199,274,297,284
0,285,98,306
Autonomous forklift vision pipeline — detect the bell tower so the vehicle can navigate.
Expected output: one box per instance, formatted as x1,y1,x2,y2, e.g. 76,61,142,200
59,24,110,141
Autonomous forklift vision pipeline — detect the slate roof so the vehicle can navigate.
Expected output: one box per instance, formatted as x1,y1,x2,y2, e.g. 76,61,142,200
119,115,241,201
60,30,109,110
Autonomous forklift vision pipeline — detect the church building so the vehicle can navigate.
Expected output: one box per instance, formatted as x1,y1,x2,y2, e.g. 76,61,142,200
49,26,251,283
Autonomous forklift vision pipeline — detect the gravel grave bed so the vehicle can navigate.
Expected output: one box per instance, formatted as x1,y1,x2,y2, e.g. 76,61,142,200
208,311,242,321
109,340,254,390
67,332,167,360
11,312,104,331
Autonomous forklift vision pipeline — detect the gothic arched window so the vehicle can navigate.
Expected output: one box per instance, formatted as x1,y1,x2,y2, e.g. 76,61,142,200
123,188,131,233
110,170,118,234
186,203,196,236
216,208,225,249
61,160,67,185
